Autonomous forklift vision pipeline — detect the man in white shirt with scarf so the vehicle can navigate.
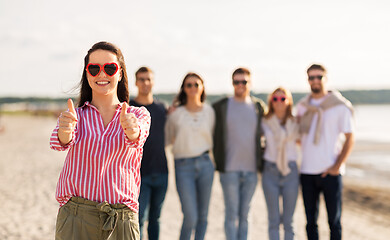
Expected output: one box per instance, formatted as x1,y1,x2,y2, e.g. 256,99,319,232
296,64,355,240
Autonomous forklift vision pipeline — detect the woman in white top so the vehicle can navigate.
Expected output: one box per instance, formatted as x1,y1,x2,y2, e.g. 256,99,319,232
165,72,215,240
261,87,299,240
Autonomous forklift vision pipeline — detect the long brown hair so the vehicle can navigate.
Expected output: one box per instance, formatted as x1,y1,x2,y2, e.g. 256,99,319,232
173,72,206,106
78,41,129,107
264,87,294,125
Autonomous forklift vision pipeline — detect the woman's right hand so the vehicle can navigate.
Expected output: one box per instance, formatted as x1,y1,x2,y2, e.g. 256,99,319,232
167,105,177,114
58,99,78,145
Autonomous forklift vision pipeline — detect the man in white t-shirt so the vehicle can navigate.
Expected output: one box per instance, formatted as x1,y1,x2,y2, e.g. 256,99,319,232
296,64,355,240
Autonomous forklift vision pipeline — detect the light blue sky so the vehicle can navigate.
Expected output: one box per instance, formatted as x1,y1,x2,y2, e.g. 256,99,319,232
1,0,389,97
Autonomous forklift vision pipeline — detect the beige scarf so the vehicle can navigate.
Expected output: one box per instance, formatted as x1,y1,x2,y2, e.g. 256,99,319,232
299,91,353,144
263,115,299,176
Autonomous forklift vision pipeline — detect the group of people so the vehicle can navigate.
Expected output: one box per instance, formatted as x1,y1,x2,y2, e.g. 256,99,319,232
50,41,355,240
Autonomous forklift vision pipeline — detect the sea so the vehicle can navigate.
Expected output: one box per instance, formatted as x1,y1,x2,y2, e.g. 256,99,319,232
353,104,390,143
346,104,390,188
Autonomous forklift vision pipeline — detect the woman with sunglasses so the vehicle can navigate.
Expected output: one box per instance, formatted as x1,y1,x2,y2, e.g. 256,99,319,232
261,87,300,240
50,41,150,240
165,73,215,240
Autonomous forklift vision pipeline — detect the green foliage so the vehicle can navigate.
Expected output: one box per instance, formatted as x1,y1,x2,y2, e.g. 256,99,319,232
153,90,390,105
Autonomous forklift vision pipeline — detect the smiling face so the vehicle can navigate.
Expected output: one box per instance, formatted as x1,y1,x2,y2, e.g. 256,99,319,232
266,87,294,123
232,73,251,98
307,69,327,95
135,71,154,96
183,76,204,100
86,49,122,99
271,90,290,114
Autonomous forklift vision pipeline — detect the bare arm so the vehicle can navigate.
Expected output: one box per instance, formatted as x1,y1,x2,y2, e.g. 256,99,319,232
321,132,355,177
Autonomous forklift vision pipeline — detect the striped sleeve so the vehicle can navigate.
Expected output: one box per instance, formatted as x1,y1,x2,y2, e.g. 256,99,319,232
124,106,151,148
50,110,79,151
49,125,77,151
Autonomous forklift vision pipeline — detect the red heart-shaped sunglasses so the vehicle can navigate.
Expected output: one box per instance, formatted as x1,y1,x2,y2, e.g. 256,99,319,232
86,62,119,77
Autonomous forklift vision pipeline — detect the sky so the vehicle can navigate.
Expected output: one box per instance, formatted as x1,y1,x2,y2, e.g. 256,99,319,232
1,0,389,97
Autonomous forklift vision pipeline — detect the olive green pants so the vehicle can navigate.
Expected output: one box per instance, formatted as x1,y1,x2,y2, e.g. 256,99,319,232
55,197,140,240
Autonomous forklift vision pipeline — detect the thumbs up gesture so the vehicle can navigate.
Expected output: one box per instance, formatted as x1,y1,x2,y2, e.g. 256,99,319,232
120,102,140,141
58,99,78,145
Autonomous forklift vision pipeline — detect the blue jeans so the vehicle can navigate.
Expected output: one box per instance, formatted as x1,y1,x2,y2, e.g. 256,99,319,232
220,171,258,240
300,174,342,240
175,153,215,240
138,173,168,240
262,161,299,240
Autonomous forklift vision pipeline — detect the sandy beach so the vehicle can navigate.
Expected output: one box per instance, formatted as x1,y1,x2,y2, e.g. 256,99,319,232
0,115,389,240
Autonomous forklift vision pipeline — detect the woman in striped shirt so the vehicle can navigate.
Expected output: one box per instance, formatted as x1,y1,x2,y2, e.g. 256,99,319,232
50,41,150,240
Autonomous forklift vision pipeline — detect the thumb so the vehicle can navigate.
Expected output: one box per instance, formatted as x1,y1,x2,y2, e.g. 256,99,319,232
67,98,76,114
120,102,128,118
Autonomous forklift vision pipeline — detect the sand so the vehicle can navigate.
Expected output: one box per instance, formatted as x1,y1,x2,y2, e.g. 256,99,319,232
0,115,389,240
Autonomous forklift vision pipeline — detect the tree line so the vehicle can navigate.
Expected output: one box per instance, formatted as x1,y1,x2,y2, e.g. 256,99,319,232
1,89,389,106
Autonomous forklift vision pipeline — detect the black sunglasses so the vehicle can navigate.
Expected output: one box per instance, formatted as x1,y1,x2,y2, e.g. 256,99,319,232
308,75,324,81
233,80,248,85
185,83,200,88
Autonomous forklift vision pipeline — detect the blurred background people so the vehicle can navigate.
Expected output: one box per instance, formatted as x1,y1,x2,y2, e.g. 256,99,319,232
262,87,300,240
165,72,215,240
297,64,355,240
130,67,168,240
212,67,266,240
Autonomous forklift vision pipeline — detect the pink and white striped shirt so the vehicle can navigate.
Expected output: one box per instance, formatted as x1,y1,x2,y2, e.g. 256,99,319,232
50,102,150,213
